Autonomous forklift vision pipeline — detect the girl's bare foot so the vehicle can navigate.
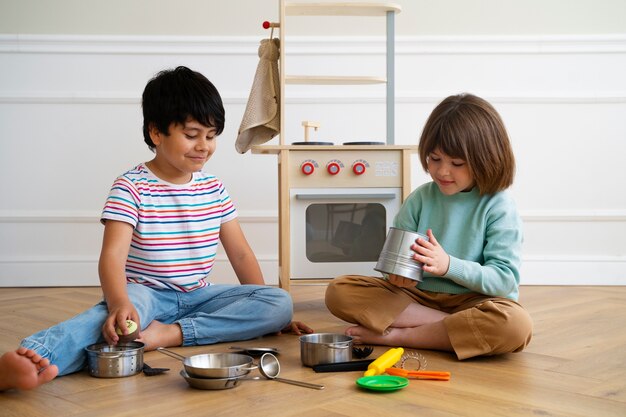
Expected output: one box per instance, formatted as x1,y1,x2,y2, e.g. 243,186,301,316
346,325,394,345
136,321,183,351
346,321,454,352
0,347,59,391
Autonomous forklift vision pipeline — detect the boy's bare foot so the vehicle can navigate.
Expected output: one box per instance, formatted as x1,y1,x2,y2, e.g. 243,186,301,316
136,321,183,351
0,347,59,391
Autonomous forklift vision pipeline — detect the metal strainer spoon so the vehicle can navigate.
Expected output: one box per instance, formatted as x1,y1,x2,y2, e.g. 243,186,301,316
259,353,324,390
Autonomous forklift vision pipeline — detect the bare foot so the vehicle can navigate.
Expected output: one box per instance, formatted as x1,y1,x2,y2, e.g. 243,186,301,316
346,325,394,345
346,321,453,352
136,321,183,351
0,347,59,391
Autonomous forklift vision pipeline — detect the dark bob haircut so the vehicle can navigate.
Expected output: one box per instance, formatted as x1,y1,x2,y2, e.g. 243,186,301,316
418,93,516,195
142,66,225,151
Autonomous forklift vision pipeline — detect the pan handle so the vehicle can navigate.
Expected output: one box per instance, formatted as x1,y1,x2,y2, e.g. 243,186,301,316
325,343,351,350
156,347,186,361
240,365,259,372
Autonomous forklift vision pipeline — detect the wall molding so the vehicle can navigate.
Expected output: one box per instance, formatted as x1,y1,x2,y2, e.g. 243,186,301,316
2,33,624,104
2,92,625,105
0,34,260,55
0,93,248,105
520,210,626,222
1,255,624,287
0,256,279,287
2,34,626,55
1,210,625,223
0,210,279,223
2,254,622,265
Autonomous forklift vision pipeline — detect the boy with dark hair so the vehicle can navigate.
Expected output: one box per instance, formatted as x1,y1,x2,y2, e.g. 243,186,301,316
0,66,309,391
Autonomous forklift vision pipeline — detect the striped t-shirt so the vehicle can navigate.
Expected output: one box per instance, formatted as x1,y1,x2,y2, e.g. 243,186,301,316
100,163,237,292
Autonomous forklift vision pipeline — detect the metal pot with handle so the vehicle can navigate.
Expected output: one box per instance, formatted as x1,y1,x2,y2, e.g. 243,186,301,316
299,333,353,367
85,341,144,378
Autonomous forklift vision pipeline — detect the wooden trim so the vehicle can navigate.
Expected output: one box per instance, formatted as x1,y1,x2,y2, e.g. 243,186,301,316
401,148,414,200
278,150,291,290
285,75,386,84
279,0,286,146
284,3,401,16
251,144,417,154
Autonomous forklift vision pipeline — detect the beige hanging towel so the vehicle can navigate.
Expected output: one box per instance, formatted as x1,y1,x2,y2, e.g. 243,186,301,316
235,38,280,153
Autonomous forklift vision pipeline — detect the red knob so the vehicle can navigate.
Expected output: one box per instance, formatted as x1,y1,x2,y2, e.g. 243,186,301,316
263,21,271,29
301,161,315,175
352,162,366,175
327,162,341,175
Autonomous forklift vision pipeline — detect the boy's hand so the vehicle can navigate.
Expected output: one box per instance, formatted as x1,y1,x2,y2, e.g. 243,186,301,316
102,303,141,345
411,228,450,276
276,321,314,336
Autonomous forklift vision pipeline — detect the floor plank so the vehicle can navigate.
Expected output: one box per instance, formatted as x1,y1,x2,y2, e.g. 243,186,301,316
1,285,625,417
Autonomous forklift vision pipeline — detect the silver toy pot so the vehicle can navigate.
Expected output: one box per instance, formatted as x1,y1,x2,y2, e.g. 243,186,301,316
375,227,429,282
299,333,352,367
85,341,144,378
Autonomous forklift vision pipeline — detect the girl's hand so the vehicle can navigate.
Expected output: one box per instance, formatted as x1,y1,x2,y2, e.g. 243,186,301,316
102,303,141,345
387,273,418,288
277,321,314,336
411,229,450,276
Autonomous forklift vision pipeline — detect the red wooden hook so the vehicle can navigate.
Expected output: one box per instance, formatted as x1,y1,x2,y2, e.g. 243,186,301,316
263,21,280,29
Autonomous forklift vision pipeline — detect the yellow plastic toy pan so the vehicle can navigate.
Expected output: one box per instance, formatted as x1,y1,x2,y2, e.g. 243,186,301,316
356,375,409,392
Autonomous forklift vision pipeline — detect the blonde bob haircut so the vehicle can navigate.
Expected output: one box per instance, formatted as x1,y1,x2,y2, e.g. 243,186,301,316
418,93,516,195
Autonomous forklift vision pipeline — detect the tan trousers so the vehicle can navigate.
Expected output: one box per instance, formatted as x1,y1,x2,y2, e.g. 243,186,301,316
325,275,533,360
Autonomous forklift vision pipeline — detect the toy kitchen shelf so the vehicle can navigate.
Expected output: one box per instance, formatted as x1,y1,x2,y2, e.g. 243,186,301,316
276,1,401,145
252,2,415,291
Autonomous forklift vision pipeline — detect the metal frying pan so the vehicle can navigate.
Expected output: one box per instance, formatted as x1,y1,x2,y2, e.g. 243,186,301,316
179,370,242,390
157,347,256,378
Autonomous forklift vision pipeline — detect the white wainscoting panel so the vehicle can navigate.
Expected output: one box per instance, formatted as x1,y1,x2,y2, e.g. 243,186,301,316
0,34,625,287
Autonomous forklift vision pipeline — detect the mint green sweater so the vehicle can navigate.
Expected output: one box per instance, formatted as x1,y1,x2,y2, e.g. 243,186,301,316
394,182,523,301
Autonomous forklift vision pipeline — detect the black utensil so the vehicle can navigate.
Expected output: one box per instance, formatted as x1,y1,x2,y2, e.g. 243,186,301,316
312,359,374,373
352,346,374,359
142,362,170,376
229,346,280,356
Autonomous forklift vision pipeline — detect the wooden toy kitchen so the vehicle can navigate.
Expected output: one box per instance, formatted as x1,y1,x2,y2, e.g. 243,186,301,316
244,1,417,290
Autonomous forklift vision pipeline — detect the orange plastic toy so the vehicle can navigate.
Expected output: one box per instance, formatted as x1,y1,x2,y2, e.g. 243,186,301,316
385,367,451,381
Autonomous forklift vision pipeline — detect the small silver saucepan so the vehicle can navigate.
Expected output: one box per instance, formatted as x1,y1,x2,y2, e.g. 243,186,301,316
85,341,144,378
157,347,256,379
299,333,353,367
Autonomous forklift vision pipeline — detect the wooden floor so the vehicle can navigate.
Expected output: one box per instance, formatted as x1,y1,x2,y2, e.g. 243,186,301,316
1,285,625,417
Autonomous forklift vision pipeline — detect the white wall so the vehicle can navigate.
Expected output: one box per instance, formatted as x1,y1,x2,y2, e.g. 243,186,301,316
1,1,625,287
2,0,626,36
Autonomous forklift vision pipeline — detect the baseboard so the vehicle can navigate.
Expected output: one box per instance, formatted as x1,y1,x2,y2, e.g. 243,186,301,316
521,256,626,285
0,256,280,287
1,256,623,287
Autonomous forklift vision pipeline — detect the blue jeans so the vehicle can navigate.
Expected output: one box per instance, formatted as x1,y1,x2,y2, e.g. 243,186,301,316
21,283,293,376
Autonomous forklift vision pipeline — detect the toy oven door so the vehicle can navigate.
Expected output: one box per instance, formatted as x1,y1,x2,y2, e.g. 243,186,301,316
290,187,401,279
